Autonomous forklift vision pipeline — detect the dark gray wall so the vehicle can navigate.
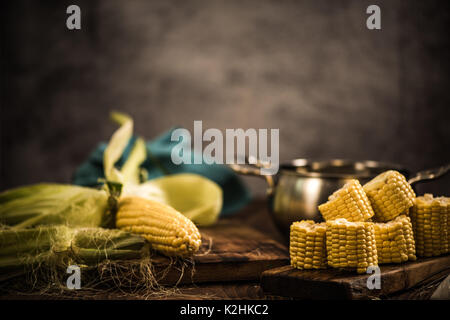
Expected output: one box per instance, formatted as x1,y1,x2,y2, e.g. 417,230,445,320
1,0,449,195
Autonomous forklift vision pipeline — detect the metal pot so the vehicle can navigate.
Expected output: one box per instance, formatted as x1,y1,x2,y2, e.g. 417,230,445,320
230,159,450,236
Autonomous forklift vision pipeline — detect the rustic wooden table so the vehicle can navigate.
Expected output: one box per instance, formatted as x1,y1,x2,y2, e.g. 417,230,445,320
0,199,447,300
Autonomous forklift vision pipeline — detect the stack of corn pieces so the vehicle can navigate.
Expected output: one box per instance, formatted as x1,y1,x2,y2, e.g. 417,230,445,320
374,215,416,264
289,170,427,274
326,219,378,274
410,194,449,257
290,221,327,270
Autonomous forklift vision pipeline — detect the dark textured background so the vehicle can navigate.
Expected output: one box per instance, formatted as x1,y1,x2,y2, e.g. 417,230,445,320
1,0,449,195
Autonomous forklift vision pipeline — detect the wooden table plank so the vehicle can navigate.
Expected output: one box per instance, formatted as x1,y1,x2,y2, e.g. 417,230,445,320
102,220,289,286
0,282,267,300
261,254,450,299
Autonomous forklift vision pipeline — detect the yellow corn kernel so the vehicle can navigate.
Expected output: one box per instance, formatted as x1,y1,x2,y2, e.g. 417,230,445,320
116,196,202,257
318,180,374,222
374,215,416,264
326,219,378,273
363,170,416,222
410,194,449,257
290,220,327,270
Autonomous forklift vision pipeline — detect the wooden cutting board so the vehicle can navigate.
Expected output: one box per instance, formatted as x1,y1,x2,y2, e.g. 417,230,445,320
85,220,288,286
261,254,450,299
148,220,289,285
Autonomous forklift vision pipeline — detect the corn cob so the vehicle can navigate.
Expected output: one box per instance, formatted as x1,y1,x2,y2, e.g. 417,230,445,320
410,194,449,257
326,219,378,273
373,215,416,264
290,221,327,270
318,179,374,222
116,196,202,257
0,226,147,276
363,170,415,222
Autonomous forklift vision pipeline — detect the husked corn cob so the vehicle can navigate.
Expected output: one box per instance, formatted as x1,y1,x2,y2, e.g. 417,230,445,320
290,221,327,270
326,219,378,273
410,194,449,257
363,170,415,222
318,179,374,222
116,196,202,257
373,215,416,264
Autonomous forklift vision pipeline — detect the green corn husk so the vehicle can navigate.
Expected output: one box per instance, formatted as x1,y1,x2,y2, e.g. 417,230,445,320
71,227,147,264
104,111,136,184
0,225,71,274
0,184,109,229
0,225,148,278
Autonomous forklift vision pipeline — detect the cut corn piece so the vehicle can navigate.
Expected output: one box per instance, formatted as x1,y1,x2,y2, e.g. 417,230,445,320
410,194,449,257
363,170,415,222
116,196,202,257
318,179,374,222
374,215,416,264
326,218,378,273
290,221,327,270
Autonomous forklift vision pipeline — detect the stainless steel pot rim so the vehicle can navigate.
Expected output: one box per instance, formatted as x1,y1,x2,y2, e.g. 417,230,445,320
279,159,408,179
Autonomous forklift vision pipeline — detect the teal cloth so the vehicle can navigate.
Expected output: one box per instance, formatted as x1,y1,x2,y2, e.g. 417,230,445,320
72,128,252,216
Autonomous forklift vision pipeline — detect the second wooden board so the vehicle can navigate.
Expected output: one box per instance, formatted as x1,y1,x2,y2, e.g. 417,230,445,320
261,254,450,299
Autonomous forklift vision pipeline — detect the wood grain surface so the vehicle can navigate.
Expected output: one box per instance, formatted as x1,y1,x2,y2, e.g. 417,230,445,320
261,254,450,299
148,220,289,285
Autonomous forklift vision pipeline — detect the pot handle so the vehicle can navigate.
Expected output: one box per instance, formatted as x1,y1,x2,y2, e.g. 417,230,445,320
228,163,275,195
408,163,450,185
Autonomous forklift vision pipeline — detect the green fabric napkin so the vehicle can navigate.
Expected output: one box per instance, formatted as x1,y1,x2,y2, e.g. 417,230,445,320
72,128,252,216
